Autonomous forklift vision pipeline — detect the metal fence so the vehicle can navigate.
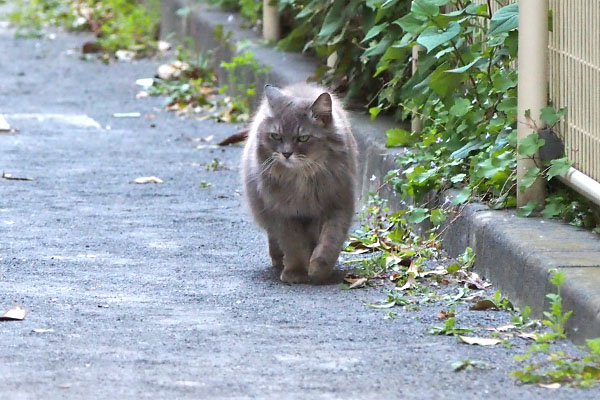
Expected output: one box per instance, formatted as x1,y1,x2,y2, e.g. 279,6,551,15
549,0,600,183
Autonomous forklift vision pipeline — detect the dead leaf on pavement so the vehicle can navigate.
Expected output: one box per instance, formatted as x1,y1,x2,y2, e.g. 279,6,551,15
437,309,455,320
113,112,141,118
32,328,54,333
2,172,35,181
157,40,171,52
348,278,368,289
485,324,516,332
0,305,27,321
538,383,561,389
458,335,502,346
0,115,18,133
458,270,491,289
343,274,368,289
470,299,499,311
218,129,249,146
134,176,163,184
397,275,416,291
518,332,537,341
81,41,102,54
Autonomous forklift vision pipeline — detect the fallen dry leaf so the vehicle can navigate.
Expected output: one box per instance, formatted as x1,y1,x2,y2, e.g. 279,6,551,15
0,115,17,133
113,112,141,118
115,50,135,61
437,310,455,320
81,41,102,54
397,275,416,291
458,335,502,346
518,332,537,341
0,305,27,321
538,383,561,389
470,299,499,311
407,261,420,277
485,324,516,332
157,40,171,52
2,172,35,181
389,272,404,282
347,278,368,289
458,271,491,289
134,176,163,184
32,328,54,333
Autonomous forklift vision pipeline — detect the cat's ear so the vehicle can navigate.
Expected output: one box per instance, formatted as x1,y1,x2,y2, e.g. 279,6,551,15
310,92,332,126
264,84,285,109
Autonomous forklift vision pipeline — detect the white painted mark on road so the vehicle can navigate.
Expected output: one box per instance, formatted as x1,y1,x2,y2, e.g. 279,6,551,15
3,113,102,129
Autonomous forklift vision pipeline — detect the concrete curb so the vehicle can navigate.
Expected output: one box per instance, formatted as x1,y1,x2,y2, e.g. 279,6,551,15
160,0,600,344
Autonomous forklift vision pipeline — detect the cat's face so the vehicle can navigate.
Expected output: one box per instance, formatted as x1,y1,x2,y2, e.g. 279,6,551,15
256,86,333,169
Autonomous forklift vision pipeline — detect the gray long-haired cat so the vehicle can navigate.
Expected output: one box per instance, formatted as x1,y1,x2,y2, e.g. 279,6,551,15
241,83,358,284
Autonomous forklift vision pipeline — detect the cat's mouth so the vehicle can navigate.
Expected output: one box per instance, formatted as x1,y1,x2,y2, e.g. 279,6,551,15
277,154,300,168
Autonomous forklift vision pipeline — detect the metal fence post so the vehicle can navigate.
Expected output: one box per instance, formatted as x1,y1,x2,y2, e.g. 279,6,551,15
263,0,280,41
517,0,547,207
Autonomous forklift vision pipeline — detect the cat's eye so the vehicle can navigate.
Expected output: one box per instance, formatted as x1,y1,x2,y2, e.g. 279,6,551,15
270,133,282,141
297,135,310,143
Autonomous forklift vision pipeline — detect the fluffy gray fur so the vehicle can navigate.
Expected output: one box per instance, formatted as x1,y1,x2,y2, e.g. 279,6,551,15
241,83,358,284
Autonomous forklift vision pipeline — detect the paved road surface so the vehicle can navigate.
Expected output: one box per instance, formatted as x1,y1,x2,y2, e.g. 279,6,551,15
1,18,599,400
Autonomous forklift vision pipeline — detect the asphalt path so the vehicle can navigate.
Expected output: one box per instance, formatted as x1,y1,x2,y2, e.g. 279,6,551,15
1,17,599,400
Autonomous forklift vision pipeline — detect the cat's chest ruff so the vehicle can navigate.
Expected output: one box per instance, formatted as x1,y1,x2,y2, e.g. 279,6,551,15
261,169,329,216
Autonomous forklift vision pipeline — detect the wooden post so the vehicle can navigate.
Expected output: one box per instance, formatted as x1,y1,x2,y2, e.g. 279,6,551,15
517,0,547,207
262,0,280,41
411,45,423,133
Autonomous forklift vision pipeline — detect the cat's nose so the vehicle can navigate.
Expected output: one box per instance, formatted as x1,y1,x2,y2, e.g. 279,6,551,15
282,152,293,159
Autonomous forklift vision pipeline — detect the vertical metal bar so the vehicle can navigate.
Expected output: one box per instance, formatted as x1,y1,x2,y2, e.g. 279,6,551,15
262,0,280,41
517,0,548,207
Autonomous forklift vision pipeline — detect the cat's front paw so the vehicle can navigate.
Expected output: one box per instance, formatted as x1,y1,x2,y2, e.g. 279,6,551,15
280,268,309,284
308,258,333,284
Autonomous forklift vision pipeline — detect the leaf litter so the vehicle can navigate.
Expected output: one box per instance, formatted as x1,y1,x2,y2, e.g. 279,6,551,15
134,176,163,184
0,305,27,321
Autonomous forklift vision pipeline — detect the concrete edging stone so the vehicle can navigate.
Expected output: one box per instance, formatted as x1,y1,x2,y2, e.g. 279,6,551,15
160,0,600,343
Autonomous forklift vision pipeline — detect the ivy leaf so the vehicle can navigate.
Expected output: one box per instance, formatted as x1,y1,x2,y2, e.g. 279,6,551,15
386,128,415,147
446,56,484,73
430,208,447,225
408,207,429,224
369,106,382,121
417,22,460,53
450,139,483,160
517,201,538,217
517,133,545,156
519,167,540,193
411,0,450,19
540,106,567,126
450,173,466,183
362,22,389,42
430,63,464,97
497,97,517,114
452,187,472,205
395,14,425,34
492,71,517,91
542,197,564,218
316,0,345,41
546,157,573,180
488,3,519,36
450,98,472,117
